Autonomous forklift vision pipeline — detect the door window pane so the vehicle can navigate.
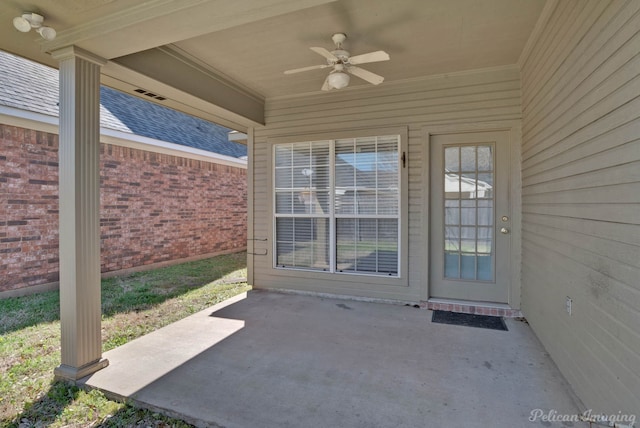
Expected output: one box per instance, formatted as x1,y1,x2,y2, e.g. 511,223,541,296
445,147,459,172
477,200,493,226
442,143,494,281
477,146,493,171
445,172,461,199
477,173,493,199
477,255,492,281
477,227,493,254
445,253,460,278
461,146,476,172
445,199,459,225
445,226,460,252
460,253,476,280
460,207,476,226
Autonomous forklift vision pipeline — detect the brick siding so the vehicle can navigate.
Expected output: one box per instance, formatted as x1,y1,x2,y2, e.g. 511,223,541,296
0,124,247,293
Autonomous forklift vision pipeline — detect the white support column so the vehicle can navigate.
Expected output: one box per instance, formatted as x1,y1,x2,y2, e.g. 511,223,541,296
52,46,109,381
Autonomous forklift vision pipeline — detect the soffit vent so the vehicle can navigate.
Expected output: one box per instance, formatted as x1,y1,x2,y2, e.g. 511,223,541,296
134,88,166,101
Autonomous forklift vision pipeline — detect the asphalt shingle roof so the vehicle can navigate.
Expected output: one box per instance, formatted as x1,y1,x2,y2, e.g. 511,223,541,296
0,50,246,158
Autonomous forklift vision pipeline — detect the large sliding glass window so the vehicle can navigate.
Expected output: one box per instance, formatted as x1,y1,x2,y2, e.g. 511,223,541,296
274,135,400,277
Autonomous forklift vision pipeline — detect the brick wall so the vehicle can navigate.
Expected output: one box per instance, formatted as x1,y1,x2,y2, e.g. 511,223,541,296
0,124,247,294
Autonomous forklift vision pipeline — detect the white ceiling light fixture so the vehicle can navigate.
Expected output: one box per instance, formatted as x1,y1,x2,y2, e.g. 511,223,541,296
327,71,350,90
13,13,57,41
326,64,350,90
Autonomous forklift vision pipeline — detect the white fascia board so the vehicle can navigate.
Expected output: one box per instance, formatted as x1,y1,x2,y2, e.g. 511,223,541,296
0,106,60,134
228,130,248,142
100,128,247,169
0,105,247,169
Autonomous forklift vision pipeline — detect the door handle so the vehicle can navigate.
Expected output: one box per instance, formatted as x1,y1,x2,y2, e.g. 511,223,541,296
500,227,510,234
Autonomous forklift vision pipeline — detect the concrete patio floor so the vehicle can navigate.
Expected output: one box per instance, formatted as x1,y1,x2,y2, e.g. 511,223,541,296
82,290,585,428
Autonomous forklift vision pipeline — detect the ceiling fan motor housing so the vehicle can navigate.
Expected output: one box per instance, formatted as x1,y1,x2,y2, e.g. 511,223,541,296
330,49,350,63
331,32,347,46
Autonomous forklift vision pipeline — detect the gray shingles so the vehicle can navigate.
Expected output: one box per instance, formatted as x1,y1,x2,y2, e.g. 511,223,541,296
0,50,246,158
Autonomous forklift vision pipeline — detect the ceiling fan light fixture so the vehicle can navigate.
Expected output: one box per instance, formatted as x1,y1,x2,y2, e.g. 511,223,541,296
328,71,350,89
12,12,56,40
12,16,32,32
36,26,57,41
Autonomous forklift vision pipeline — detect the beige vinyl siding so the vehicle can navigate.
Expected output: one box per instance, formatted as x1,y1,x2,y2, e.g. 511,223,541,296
520,0,640,413
251,66,521,301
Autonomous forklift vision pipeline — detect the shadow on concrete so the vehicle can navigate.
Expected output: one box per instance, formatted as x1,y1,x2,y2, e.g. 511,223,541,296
82,291,585,428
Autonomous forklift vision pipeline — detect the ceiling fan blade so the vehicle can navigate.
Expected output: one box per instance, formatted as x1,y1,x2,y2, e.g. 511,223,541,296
321,75,332,91
348,50,390,65
310,47,338,62
284,64,331,75
347,66,385,85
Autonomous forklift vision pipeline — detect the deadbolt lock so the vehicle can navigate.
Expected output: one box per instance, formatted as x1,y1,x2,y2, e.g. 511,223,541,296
501,216,509,222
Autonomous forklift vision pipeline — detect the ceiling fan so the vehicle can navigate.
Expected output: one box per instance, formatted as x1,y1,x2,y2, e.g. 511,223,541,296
284,33,390,91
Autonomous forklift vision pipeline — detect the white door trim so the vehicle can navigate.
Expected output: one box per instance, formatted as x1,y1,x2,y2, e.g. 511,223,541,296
421,121,522,308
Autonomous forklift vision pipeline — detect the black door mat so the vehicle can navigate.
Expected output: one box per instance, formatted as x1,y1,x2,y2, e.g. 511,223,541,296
432,310,508,331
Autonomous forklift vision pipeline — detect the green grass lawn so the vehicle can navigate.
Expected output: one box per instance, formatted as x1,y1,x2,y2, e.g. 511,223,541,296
0,251,249,428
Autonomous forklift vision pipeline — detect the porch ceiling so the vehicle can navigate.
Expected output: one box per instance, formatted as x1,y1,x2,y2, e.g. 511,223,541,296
173,0,544,99
0,0,544,126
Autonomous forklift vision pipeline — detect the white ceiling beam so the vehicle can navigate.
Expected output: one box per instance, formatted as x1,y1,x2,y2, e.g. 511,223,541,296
40,0,338,59
103,47,265,129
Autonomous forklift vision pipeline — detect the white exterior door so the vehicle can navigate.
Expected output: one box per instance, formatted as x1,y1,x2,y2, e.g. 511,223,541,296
429,131,511,303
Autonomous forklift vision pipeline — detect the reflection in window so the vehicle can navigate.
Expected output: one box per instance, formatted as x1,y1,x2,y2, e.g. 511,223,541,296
274,136,400,276
443,144,494,281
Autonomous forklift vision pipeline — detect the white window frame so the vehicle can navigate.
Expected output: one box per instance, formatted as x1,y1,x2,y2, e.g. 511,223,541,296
271,130,407,280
